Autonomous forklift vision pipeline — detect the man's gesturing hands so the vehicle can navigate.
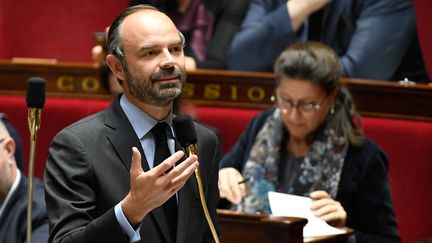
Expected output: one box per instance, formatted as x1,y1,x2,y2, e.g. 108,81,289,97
121,147,199,225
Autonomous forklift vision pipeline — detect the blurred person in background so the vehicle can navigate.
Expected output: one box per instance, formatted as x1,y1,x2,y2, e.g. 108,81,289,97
219,41,401,242
228,0,429,83
1,113,24,170
0,116,48,243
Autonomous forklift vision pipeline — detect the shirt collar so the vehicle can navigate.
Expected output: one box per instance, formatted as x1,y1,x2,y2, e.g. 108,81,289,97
119,95,174,139
0,169,21,218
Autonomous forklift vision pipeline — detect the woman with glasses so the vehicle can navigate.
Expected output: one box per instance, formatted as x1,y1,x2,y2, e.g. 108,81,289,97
218,41,400,242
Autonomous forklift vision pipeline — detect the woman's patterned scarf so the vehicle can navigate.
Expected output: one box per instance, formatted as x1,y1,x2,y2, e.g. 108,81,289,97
235,109,348,214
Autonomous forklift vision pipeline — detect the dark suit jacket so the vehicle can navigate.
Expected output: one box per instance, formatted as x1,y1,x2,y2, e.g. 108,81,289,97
0,175,49,243
44,96,221,243
220,109,401,243
228,0,429,83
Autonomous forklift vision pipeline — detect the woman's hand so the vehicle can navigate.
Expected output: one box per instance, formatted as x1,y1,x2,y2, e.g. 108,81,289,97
310,190,347,228
218,168,246,204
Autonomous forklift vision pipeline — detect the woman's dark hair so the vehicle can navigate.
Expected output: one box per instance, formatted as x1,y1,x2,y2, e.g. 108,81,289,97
274,41,364,146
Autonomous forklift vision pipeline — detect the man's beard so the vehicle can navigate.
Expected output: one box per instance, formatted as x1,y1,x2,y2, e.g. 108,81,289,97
126,67,186,106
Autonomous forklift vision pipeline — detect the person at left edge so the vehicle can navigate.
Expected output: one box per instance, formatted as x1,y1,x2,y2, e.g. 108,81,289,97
0,113,25,171
0,116,49,243
44,5,221,243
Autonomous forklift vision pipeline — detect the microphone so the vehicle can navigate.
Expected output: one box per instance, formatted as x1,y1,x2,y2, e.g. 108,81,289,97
25,77,46,243
173,115,220,243
26,77,45,141
173,114,198,157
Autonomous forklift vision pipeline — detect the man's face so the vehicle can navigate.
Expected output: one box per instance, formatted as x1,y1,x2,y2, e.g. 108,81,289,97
119,10,186,106
0,137,15,203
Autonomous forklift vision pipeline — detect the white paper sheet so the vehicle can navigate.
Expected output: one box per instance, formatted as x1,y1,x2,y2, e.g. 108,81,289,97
268,191,345,238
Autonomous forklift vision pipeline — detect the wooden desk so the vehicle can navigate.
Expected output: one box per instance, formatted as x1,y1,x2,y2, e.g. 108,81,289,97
1,60,432,120
217,209,306,243
185,69,432,121
0,59,110,99
217,209,353,243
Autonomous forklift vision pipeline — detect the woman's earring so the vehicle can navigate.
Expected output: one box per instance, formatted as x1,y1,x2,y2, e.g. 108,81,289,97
330,104,335,114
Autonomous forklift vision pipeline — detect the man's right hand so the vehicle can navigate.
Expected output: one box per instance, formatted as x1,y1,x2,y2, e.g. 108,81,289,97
121,147,199,226
218,167,246,205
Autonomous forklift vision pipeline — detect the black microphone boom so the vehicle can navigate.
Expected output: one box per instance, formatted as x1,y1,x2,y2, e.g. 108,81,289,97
173,115,220,243
25,77,46,243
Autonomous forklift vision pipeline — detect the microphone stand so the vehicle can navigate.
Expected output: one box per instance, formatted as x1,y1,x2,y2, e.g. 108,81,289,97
184,144,220,243
26,108,42,243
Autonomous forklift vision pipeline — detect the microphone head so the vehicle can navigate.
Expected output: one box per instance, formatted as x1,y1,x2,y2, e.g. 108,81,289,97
26,77,46,108
173,114,197,147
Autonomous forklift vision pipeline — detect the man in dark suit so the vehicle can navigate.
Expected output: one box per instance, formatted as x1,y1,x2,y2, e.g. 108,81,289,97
0,118,49,243
44,5,221,243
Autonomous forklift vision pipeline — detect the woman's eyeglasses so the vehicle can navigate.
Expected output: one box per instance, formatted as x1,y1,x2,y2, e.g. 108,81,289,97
276,95,328,115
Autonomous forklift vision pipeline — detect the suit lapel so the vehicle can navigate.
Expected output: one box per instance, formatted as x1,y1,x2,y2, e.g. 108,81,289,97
105,96,148,172
104,96,172,243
